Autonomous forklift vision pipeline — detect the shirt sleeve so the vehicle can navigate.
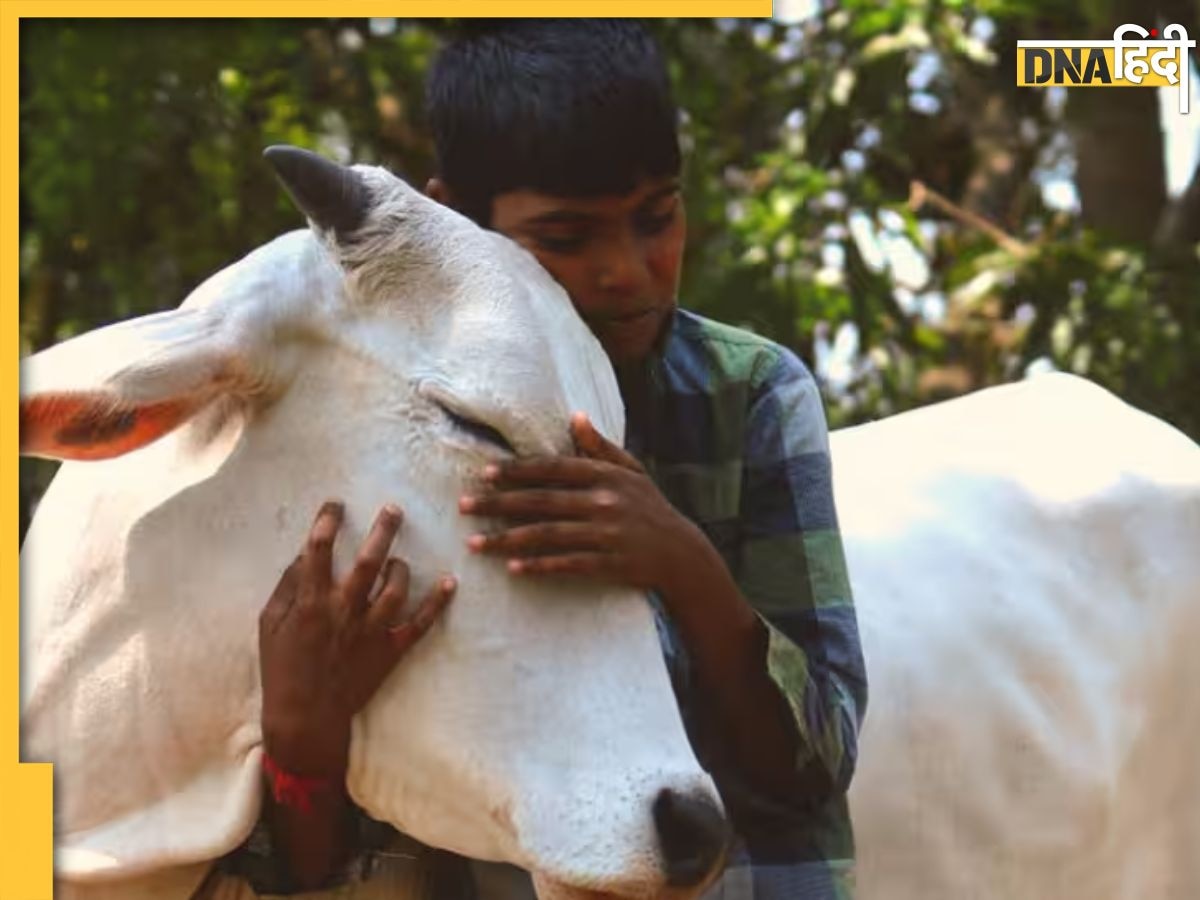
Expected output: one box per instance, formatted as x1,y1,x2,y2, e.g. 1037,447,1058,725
733,347,868,805
216,796,394,894
219,803,533,898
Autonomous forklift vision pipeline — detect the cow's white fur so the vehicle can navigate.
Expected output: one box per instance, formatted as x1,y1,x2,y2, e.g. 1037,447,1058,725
838,374,1200,900
20,166,718,900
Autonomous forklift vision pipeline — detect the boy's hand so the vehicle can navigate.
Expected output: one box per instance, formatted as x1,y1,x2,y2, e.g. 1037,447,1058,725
459,412,701,591
259,501,456,778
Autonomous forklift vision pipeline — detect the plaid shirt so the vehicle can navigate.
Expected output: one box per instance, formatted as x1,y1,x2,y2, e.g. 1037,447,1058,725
222,308,867,899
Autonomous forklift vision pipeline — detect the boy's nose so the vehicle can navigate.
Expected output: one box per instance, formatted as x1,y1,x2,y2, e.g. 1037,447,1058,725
596,234,652,296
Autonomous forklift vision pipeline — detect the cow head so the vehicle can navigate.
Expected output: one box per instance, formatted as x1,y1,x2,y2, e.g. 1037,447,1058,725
19,148,726,899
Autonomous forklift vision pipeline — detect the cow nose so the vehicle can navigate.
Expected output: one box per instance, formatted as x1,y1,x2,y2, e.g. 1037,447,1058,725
653,789,731,887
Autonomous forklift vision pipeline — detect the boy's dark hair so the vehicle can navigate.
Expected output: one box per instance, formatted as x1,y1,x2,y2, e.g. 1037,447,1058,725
426,19,681,225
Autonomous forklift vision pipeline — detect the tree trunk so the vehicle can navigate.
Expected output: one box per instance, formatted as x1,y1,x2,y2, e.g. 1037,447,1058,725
1067,86,1168,242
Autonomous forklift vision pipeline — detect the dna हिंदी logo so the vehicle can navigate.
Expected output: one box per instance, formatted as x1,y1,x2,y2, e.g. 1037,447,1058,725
1017,24,1195,113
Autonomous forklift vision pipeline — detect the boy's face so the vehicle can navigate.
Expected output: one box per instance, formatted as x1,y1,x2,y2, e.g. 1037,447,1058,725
486,176,686,364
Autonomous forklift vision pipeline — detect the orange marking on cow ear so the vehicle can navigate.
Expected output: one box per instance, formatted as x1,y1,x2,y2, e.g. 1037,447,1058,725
20,392,200,461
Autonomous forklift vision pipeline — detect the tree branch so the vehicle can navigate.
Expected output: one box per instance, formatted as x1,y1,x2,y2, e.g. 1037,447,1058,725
908,180,1032,259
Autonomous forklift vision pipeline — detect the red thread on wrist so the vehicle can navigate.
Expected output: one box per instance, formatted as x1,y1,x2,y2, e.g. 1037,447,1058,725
261,751,336,814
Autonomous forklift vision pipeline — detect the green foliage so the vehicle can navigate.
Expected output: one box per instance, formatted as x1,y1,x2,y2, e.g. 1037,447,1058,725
19,19,443,349
650,11,1198,433
19,11,1199,464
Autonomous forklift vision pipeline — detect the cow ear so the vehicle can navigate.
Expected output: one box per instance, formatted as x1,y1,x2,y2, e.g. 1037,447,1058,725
20,308,248,461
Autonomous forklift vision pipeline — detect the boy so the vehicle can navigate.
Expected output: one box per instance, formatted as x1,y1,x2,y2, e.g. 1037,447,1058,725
235,19,867,900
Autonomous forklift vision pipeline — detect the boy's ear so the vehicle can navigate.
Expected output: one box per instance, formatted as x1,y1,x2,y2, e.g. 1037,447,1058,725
425,177,491,227
425,177,453,207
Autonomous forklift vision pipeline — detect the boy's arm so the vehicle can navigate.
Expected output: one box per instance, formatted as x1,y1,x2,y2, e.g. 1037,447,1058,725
218,791,361,894
657,351,867,811
734,351,866,799
223,502,454,893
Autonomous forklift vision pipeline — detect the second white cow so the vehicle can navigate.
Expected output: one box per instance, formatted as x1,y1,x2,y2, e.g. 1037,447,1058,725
838,374,1200,900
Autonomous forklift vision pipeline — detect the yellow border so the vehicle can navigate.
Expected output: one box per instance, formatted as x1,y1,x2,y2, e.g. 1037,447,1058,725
3,7,54,898
5,1,772,17
2,4,772,897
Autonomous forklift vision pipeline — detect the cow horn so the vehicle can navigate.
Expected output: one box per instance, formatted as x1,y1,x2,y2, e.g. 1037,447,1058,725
263,145,369,238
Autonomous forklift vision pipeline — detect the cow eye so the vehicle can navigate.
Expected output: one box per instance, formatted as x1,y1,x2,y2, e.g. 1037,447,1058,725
439,405,514,454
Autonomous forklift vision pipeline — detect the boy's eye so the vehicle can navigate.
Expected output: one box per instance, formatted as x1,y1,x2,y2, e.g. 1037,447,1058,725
534,233,588,254
635,201,679,236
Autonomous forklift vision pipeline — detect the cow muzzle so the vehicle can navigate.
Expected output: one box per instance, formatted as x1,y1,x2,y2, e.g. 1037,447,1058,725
528,786,730,900
653,788,731,888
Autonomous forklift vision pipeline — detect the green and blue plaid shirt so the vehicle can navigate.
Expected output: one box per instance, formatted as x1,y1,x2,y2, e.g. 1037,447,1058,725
616,308,865,899
225,308,867,899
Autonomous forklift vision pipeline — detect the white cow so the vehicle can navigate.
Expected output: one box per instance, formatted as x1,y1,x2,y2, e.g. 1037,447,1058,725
836,374,1200,900
19,148,726,900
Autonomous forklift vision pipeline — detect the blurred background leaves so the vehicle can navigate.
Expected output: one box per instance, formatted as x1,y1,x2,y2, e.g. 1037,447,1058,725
18,8,1200,532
